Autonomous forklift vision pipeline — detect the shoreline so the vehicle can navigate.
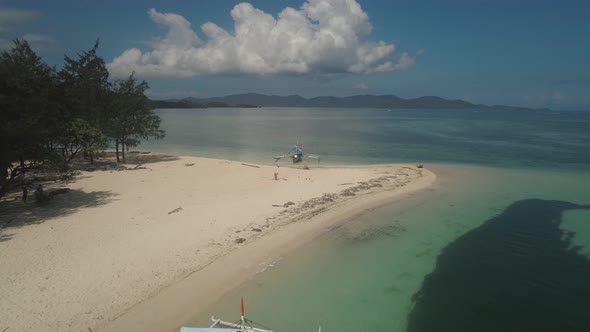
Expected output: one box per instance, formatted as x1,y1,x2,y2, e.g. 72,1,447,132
0,154,435,332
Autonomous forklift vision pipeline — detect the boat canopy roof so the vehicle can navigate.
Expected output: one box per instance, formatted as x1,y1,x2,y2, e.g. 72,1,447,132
180,328,238,332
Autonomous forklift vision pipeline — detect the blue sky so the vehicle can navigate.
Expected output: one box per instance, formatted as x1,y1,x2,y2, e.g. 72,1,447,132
1,0,589,110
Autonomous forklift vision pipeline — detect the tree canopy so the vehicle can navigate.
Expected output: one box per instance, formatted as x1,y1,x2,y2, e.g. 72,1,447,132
110,74,165,162
0,39,165,198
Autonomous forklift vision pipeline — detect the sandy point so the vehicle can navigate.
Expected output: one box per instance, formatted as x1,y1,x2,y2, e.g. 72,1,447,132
0,153,435,332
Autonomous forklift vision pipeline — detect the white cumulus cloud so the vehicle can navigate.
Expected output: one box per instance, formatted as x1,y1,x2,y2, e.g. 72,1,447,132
0,8,47,51
108,0,410,78
0,8,40,31
393,52,416,71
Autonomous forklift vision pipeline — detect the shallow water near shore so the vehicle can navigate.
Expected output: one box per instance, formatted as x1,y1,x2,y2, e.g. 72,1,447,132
144,108,590,331
184,165,590,332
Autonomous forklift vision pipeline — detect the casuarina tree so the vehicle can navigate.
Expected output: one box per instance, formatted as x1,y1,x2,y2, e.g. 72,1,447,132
109,74,165,163
0,39,58,198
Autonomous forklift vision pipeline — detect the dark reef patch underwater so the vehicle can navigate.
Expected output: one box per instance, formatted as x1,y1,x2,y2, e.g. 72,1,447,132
407,199,590,332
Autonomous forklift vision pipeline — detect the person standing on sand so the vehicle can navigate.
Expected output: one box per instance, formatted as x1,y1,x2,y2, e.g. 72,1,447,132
34,184,45,204
22,185,28,203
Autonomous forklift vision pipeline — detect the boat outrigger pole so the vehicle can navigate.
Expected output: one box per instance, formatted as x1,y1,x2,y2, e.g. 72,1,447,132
273,142,320,166
241,296,245,328
198,297,273,332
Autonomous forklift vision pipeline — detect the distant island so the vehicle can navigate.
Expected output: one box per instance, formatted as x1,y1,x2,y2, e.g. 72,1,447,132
150,93,548,111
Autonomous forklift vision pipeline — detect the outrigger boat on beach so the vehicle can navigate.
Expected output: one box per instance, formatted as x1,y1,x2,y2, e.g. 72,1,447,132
273,142,320,166
180,298,274,332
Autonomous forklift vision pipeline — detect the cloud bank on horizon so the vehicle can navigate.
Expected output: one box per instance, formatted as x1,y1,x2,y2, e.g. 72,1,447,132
0,7,47,50
108,0,417,78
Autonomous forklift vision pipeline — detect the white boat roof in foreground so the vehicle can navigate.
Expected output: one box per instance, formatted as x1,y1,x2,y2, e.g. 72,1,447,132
179,298,273,332
180,329,237,332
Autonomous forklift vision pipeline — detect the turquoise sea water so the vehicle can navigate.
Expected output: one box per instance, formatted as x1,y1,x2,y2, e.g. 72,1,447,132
144,108,590,331
145,108,590,170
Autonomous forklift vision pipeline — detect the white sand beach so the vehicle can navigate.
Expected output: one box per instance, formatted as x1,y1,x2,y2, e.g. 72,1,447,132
0,154,435,331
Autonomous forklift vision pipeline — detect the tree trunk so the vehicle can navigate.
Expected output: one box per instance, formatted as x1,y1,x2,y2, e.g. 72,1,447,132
89,151,94,164
115,138,120,163
0,161,9,180
121,141,126,163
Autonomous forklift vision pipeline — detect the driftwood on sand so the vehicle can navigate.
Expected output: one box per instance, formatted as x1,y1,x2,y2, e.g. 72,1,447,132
241,163,260,168
168,207,183,215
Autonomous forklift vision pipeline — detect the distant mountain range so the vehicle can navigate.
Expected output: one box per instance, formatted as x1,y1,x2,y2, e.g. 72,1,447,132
149,93,547,111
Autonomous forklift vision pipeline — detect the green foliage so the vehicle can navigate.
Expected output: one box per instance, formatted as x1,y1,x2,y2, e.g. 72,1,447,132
0,39,58,196
59,39,111,129
0,38,164,198
54,118,108,170
109,74,165,162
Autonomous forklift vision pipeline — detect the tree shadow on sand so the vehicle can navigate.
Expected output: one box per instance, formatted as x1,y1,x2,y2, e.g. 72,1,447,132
123,152,179,165
0,189,118,232
65,152,180,172
0,233,15,242
406,199,590,332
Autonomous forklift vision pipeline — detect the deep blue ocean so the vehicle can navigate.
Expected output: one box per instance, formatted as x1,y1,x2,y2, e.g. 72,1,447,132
144,108,590,332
